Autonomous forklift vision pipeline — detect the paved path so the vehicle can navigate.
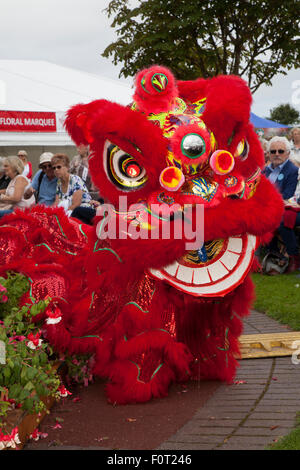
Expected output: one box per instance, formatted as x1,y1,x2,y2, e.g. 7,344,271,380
24,311,300,451
159,311,300,450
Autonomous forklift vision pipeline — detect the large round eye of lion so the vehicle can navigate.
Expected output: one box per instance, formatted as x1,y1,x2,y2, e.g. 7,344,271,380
181,133,206,159
234,139,249,161
104,140,148,191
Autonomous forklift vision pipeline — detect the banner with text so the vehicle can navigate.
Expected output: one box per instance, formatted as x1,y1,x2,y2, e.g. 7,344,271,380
0,110,57,132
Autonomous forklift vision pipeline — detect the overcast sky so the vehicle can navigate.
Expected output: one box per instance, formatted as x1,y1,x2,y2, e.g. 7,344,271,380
0,0,299,118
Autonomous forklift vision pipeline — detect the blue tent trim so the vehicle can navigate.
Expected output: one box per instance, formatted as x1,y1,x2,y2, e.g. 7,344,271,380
250,112,289,128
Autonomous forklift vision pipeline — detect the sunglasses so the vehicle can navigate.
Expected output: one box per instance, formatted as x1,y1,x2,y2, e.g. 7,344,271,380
270,149,286,154
52,165,62,170
41,164,52,170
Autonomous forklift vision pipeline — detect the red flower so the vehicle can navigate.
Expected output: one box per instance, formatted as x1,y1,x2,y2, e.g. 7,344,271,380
58,385,72,398
27,331,42,349
27,332,41,346
45,306,62,325
0,426,21,449
29,428,48,441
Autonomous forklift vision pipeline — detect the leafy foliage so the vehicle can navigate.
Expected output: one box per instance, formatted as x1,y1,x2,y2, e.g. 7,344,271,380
0,276,60,431
0,273,29,319
62,354,94,387
0,272,95,438
268,103,300,125
103,0,300,92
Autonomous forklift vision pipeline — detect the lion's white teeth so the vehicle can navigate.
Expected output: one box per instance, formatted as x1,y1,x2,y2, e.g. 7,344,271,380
192,267,210,285
207,261,229,282
148,234,257,297
164,261,179,277
175,264,193,283
227,237,243,253
219,251,240,270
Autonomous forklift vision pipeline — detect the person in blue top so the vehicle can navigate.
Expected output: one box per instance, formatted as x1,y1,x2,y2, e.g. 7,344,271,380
24,152,57,206
51,153,96,225
263,136,299,273
263,136,298,200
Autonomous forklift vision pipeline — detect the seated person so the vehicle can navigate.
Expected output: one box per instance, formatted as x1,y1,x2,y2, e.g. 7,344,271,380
289,127,300,167
51,153,96,224
259,138,270,167
276,168,300,273
18,150,33,179
263,136,298,200
24,152,57,206
70,144,92,189
0,157,11,191
0,156,35,218
70,143,101,200
263,137,299,272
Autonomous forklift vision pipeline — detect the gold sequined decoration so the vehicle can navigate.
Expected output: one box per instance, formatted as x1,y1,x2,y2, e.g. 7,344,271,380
183,239,224,265
181,176,219,202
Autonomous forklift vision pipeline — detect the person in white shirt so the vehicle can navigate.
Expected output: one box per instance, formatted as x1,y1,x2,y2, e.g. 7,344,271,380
0,155,35,218
17,150,33,179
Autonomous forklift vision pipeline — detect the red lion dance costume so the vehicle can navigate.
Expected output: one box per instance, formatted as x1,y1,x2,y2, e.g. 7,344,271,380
0,66,283,404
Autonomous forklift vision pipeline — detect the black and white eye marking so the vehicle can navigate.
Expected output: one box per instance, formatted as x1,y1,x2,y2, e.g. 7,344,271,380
234,139,249,161
104,140,148,191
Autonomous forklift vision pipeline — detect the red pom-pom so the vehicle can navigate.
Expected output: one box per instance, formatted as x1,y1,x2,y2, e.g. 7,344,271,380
133,65,178,114
210,150,235,175
159,166,185,191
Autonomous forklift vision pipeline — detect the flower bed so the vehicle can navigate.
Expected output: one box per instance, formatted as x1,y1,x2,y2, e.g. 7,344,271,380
0,272,94,450
0,382,57,450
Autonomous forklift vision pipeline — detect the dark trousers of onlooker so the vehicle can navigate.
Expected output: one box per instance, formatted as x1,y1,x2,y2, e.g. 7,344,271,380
278,212,300,256
71,206,96,225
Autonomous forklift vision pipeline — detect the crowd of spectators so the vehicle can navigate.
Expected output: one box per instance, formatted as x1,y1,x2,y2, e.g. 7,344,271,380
0,145,102,225
261,127,300,274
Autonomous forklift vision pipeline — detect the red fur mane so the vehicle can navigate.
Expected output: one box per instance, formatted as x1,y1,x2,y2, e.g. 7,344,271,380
0,65,283,405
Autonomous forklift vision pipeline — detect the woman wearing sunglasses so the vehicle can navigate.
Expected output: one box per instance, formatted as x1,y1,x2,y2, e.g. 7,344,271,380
51,153,96,224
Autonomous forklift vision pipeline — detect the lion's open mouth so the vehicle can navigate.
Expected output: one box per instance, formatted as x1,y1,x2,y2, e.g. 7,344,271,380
148,234,258,297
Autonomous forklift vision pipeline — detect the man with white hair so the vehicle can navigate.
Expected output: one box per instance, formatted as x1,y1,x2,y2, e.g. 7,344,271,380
263,136,299,273
263,136,298,200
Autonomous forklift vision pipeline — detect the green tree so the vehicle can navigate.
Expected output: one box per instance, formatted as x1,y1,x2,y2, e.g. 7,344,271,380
102,0,300,92
268,103,300,125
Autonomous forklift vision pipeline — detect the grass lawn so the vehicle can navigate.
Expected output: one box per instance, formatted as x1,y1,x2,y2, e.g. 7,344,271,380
251,271,300,450
267,414,300,450
252,272,300,330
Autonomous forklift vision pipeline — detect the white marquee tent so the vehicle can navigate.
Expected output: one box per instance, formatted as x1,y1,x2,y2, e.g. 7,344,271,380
0,60,133,146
